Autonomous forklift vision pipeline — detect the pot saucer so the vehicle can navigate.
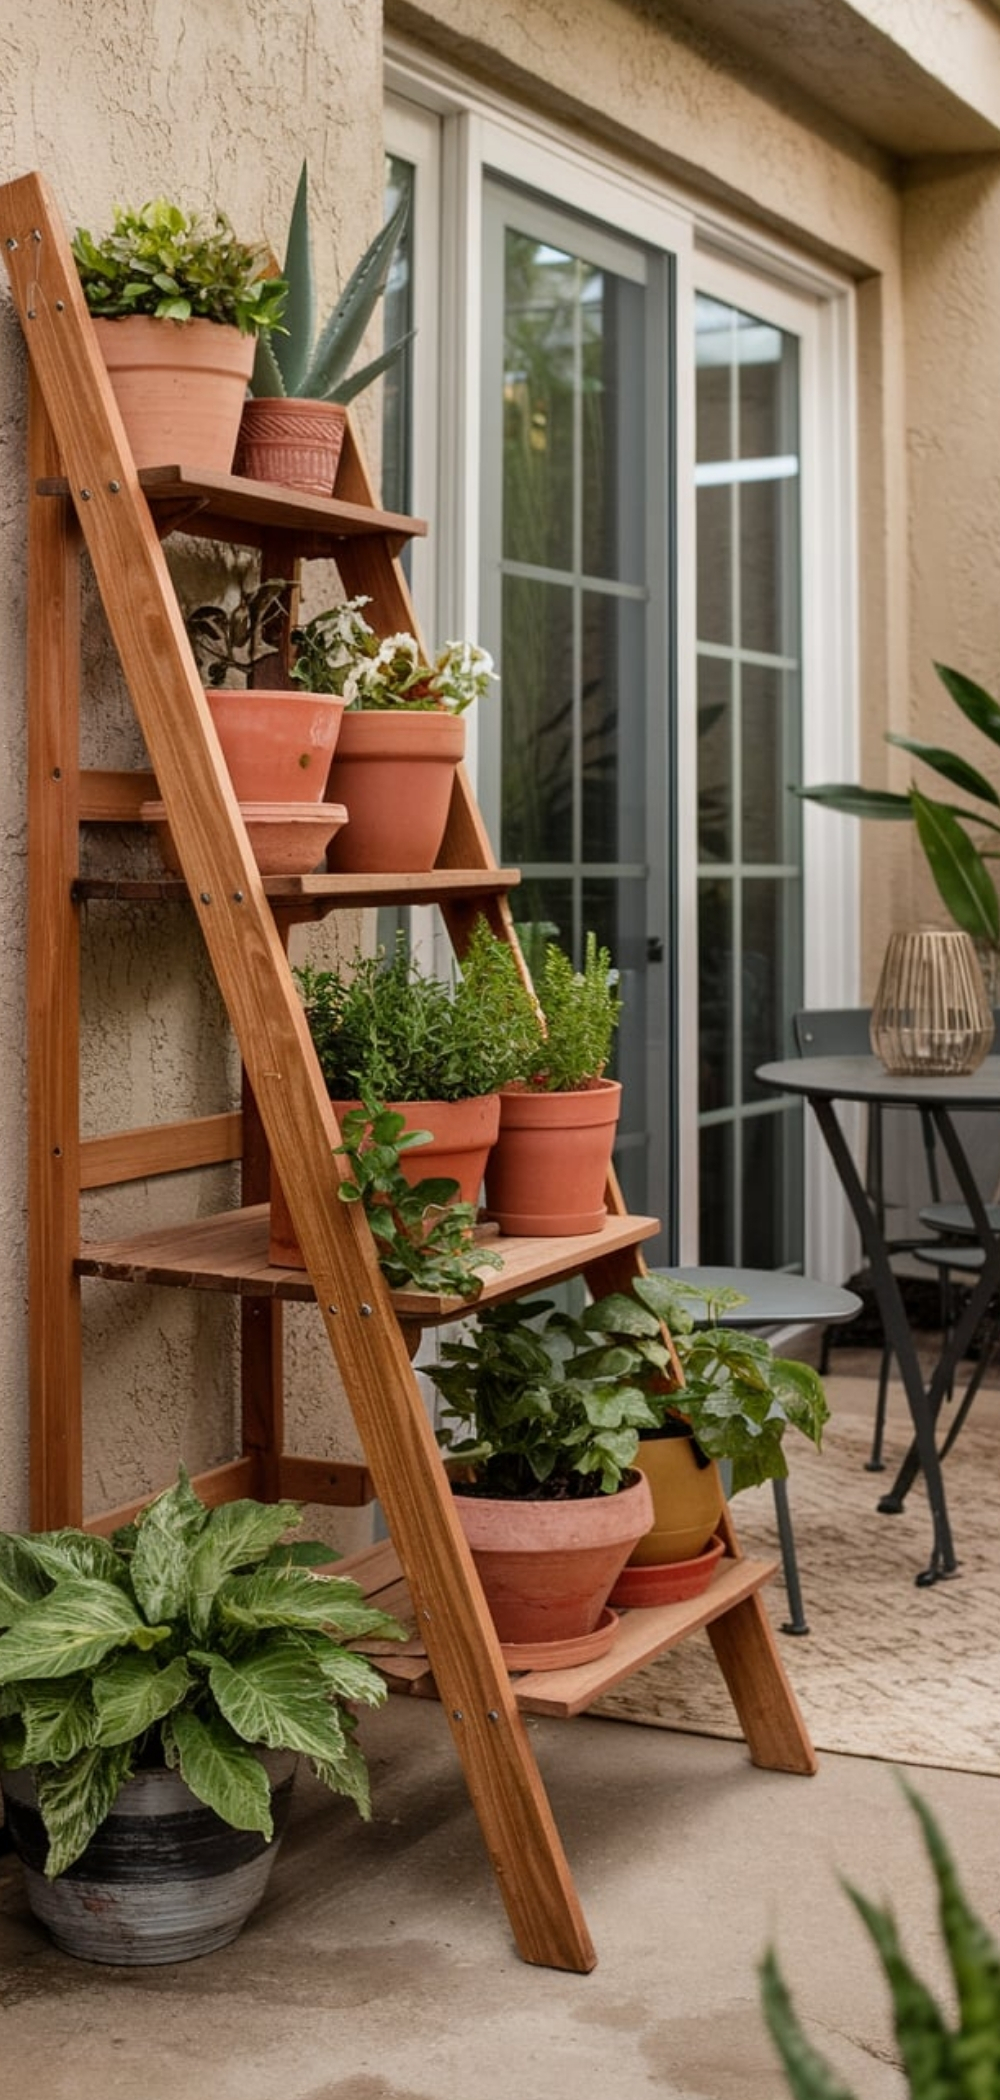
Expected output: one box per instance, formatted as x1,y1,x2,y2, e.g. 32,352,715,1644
498,1605,619,1673
609,1534,725,1608
142,800,348,876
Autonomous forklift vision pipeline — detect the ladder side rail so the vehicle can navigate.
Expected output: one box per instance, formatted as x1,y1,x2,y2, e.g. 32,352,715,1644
3,170,595,1974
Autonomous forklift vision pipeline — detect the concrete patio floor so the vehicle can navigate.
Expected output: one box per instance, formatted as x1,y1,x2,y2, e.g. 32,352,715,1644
2,1691,997,2100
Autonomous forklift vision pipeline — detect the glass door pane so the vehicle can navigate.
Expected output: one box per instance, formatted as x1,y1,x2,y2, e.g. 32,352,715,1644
481,187,670,1232
695,293,804,1265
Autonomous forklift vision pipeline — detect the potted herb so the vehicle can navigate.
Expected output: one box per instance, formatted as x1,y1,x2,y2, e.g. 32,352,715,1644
799,659,1000,987
483,932,624,1236
237,161,412,497
271,918,538,1266
71,196,287,472
428,1295,656,1661
0,1468,402,1965
290,593,497,872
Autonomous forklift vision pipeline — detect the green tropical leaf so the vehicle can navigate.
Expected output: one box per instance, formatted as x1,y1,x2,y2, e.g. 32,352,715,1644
911,790,1000,943
19,1529,128,1590
200,1641,356,1764
0,1578,168,1684
90,1651,192,1747
886,732,1000,808
183,1498,302,1637
35,1741,135,1878
796,783,913,820
13,1676,95,1766
216,1566,403,1643
934,661,1000,752
129,1467,208,1624
293,1634,393,1706
0,1536,49,1626
310,1734,372,1819
164,1708,273,1837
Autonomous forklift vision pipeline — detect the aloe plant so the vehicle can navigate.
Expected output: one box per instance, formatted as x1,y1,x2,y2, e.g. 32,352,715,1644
250,161,411,404
761,1779,1000,2097
0,1470,403,1878
800,661,1000,955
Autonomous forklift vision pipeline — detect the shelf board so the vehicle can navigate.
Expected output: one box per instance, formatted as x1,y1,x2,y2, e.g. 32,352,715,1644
339,1537,779,1719
73,867,522,914
38,464,427,554
76,1204,661,1319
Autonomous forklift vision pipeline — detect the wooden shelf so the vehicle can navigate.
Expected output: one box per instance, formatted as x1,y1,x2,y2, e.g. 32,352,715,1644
337,1537,781,1718
76,1205,661,1321
73,866,523,917
39,463,427,556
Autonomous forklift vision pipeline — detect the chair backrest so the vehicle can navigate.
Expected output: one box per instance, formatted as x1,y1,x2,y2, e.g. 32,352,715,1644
793,1008,872,1056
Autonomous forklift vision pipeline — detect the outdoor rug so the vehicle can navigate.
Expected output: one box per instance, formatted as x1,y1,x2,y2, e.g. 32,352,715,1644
594,1364,1000,1774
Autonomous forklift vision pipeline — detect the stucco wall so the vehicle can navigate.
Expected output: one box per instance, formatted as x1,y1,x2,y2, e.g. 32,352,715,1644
0,3,385,1531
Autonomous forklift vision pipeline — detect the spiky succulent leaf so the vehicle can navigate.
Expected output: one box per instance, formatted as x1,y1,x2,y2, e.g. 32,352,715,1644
797,783,914,820
847,1885,954,2094
164,1708,273,1837
901,1781,1000,2091
35,1742,135,1878
271,158,314,394
0,1578,168,1683
886,732,1000,807
911,790,1000,943
300,194,409,402
90,1651,192,1747
760,1946,859,2099
183,1498,302,1637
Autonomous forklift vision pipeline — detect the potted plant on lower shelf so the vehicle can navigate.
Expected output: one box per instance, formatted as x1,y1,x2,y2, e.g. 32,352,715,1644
289,593,497,872
483,931,624,1236
428,1296,657,1667
272,917,539,1266
72,196,287,473
0,1468,403,1966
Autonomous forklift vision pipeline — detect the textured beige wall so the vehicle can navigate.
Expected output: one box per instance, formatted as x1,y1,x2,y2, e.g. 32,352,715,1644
0,3,384,1530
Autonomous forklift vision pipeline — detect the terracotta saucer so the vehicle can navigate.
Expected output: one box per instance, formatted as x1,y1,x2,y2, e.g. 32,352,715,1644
608,1533,726,1609
498,1605,619,1673
142,800,348,876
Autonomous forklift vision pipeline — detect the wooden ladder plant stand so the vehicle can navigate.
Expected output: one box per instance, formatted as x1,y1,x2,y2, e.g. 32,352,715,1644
2,169,817,1979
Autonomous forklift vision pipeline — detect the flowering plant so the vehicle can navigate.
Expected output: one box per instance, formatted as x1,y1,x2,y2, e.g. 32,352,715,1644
290,596,496,714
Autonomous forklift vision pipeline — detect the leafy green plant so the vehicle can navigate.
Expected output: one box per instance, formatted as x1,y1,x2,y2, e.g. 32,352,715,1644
295,918,539,1103
0,1469,403,1879
71,198,287,336
335,1100,501,1300
250,162,411,405
800,661,1000,957
760,1778,1000,2098
290,594,497,715
592,1273,829,1492
522,932,622,1090
429,1295,659,1498
183,578,291,689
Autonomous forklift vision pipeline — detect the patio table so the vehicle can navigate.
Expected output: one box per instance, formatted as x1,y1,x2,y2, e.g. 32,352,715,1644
756,1053,1000,1585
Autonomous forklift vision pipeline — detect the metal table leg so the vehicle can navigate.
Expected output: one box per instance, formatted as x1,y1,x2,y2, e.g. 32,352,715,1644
810,1097,959,1584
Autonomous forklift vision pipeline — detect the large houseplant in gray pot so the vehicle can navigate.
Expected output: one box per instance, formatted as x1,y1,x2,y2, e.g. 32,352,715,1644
429,1295,656,1666
290,592,497,872
0,1468,402,1965
72,196,287,472
237,160,411,496
483,931,624,1236
272,916,540,1266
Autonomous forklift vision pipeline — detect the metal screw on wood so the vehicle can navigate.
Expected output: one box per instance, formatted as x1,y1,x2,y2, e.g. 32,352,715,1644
199,892,211,904
359,1302,373,1317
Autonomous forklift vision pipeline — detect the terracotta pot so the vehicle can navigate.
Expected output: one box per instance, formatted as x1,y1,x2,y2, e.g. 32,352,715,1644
483,1078,622,1235
268,1092,500,1268
142,799,347,878
325,711,465,873
609,1533,726,1608
628,1421,726,1567
234,398,348,497
206,689,346,802
92,315,255,473
1,1753,296,1966
452,1468,653,1646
